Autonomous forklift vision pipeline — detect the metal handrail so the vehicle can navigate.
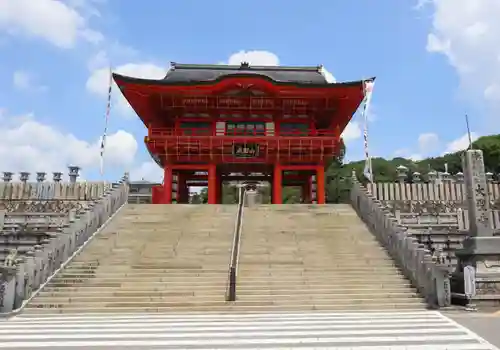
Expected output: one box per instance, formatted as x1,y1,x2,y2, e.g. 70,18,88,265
225,187,245,301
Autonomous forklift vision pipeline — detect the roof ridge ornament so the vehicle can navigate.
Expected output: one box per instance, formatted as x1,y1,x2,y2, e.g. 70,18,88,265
240,62,250,69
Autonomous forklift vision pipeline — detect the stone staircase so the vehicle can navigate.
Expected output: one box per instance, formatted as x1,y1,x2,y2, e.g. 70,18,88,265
22,204,238,314
235,204,427,311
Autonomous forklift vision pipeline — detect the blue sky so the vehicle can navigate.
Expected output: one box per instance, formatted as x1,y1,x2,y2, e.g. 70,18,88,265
0,0,498,181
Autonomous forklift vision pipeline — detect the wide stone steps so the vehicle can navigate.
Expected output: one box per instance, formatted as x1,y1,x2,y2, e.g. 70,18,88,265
23,204,237,314
4,311,496,349
236,204,425,311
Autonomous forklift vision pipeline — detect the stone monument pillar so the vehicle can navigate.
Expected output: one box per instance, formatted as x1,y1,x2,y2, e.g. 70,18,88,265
454,149,500,301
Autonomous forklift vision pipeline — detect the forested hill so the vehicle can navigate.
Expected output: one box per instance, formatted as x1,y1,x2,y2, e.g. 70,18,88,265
337,134,500,183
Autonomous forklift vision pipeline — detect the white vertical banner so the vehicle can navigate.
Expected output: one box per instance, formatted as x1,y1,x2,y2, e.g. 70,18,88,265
100,67,113,176
362,79,375,182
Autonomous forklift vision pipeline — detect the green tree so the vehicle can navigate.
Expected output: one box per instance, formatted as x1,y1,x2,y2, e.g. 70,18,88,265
199,187,208,204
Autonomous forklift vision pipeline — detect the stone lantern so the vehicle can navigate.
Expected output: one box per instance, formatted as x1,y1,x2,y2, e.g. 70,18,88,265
2,172,13,182
36,172,46,183
52,172,63,182
19,172,30,183
455,171,465,183
68,166,80,184
427,170,438,183
396,165,408,184
412,171,421,183
485,172,494,183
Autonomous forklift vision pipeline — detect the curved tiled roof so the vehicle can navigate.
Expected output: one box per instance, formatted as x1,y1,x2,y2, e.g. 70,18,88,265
162,62,329,85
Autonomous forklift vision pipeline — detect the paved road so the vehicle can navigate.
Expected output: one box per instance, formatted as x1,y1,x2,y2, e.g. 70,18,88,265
445,311,500,349
1,311,498,349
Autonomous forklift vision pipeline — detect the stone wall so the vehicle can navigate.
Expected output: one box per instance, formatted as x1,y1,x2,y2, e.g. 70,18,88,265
0,172,129,315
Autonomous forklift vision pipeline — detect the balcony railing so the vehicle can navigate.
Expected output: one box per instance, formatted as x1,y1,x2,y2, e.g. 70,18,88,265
159,96,337,112
148,128,341,139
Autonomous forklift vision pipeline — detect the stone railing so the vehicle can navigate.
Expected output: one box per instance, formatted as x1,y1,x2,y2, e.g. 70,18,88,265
0,173,130,315
0,182,111,201
367,181,500,203
350,172,451,308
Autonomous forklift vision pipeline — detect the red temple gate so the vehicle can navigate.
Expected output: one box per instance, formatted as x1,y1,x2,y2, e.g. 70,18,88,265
113,62,370,204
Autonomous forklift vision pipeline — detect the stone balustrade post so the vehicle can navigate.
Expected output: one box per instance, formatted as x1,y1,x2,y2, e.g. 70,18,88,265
23,250,36,300
0,266,17,312
13,260,25,309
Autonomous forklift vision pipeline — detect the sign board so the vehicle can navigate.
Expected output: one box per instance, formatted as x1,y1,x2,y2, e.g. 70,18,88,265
232,143,260,158
464,265,476,298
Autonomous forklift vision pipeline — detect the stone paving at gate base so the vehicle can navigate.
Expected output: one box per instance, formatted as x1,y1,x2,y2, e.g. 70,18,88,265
0,311,499,349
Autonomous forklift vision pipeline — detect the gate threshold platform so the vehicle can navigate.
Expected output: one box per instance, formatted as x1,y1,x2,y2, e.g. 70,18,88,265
1,310,498,349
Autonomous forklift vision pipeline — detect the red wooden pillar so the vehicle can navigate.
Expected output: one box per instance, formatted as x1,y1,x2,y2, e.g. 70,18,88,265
316,165,325,204
163,166,173,204
302,175,312,203
177,173,187,203
208,164,217,204
217,172,223,204
272,164,282,204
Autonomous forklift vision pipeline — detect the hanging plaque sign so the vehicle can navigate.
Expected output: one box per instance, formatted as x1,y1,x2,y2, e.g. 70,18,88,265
232,143,260,158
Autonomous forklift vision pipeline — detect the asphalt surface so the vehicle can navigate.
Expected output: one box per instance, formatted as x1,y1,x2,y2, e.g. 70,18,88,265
444,310,500,348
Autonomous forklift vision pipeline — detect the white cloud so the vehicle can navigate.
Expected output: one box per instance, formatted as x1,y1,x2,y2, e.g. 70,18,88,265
393,132,440,159
130,161,163,182
0,110,138,176
423,0,500,120
12,70,47,92
418,132,440,154
87,43,139,71
86,63,167,116
224,50,337,84
342,121,362,141
227,50,280,66
409,154,424,161
13,71,31,90
443,132,479,154
0,0,103,48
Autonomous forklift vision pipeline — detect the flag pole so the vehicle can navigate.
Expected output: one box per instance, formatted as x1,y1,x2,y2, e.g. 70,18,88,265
362,78,375,183
465,114,473,150
100,66,113,177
